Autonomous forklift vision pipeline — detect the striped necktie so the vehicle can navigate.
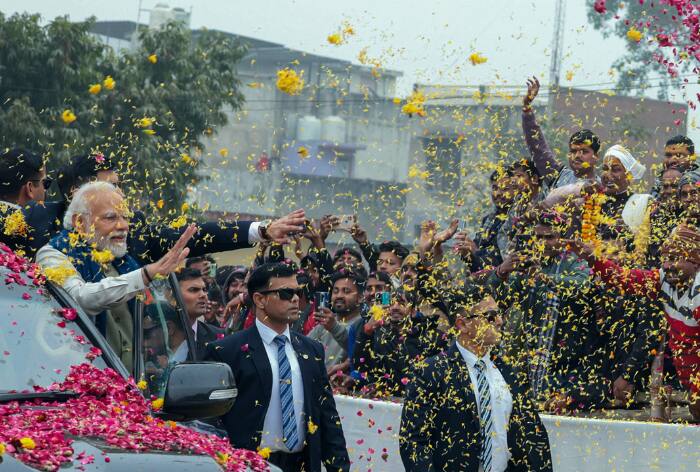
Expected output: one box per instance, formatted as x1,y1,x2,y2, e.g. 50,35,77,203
474,359,493,472
274,335,299,451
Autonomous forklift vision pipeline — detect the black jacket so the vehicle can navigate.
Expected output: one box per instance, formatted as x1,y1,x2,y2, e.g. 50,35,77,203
204,324,350,472
400,343,552,472
353,315,447,397
0,200,64,258
127,211,254,265
194,320,225,360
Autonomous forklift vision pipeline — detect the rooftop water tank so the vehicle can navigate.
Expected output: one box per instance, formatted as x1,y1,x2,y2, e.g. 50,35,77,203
321,116,346,144
296,115,322,141
149,3,191,30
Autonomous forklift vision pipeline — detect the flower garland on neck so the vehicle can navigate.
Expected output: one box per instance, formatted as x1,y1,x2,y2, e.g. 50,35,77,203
581,193,606,243
580,192,617,258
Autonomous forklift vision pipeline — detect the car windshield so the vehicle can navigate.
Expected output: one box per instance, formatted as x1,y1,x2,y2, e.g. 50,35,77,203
0,275,107,392
140,277,194,397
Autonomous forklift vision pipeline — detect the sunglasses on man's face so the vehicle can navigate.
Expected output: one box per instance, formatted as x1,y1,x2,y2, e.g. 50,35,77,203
258,288,302,301
30,177,53,190
464,309,500,322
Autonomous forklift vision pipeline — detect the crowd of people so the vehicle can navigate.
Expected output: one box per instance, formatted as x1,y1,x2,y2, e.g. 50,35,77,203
2,75,700,471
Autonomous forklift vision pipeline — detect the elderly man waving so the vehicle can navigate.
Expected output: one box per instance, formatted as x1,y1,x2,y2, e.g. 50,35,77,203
37,181,305,370
36,182,196,370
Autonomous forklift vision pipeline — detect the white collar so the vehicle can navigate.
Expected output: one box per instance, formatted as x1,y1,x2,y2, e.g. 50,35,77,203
256,317,291,346
456,341,491,369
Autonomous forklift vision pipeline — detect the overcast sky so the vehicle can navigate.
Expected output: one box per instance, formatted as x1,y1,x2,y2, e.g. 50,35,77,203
2,0,698,140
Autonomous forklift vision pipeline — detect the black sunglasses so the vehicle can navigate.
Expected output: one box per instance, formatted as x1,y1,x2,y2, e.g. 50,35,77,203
464,309,500,322
30,177,53,190
258,288,302,301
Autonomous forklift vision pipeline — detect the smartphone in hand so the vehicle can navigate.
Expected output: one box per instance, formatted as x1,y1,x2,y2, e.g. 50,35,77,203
375,291,391,306
334,214,357,232
314,291,330,309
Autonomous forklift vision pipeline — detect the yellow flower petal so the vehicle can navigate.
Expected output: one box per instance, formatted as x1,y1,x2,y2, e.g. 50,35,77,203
61,109,77,124
91,248,114,264
327,33,343,45
103,75,116,90
19,437,36,450
170,215,187,229
257,447,271,460
401,91,426,117
148,54,158,64
136,117,155,128
88,83,102,94
468,52,488,65
43,263,77,285
307,419,319,434
276,68,304,95
627,27,643,42
3,210,29,236
151,398,164,410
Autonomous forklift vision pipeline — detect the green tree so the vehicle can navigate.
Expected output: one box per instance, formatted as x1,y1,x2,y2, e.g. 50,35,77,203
0,13,246,209
586,0,691,100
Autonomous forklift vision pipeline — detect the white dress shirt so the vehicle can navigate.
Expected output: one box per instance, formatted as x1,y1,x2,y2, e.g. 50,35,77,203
35,245,146,316
170,321,197,363
456,342,513,472
256,318,306,453
248,222,263,244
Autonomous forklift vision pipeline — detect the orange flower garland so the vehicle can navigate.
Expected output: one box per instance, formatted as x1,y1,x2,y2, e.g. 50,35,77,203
581,193,606,243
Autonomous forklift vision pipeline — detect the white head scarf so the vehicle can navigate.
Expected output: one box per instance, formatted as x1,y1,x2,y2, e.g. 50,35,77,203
604,144,646,180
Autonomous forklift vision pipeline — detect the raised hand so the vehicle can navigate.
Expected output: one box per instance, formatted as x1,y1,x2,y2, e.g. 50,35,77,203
350,222,369,245
523,76,540,109
318,215,336,242
265,209,306,244
454,231,478,259
417,220,437,255
145,223,197,281
433,219,459,244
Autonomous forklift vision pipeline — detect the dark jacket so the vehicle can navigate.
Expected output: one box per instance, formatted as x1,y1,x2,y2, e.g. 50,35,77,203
128,211,254,265
353,314,448,397
470,210,507,271
0,200,64,258
487,254,596,400
204,324,350,472
400,343,553,472
194,320,225,360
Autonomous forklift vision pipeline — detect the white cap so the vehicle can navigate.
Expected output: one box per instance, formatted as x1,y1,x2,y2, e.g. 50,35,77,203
604,144,646,180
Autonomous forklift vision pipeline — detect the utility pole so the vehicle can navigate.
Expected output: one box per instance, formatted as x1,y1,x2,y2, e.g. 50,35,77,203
548,0,566,119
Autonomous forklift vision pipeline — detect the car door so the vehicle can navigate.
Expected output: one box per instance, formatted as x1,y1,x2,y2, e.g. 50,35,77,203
135,273,197,397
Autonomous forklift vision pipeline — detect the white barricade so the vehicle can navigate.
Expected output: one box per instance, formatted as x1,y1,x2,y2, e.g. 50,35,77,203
334,395,700,471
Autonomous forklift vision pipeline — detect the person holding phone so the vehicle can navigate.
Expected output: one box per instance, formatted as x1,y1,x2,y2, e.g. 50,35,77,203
364,271,392,305
351,288,447,398
307,268,367,377
186,255,217,288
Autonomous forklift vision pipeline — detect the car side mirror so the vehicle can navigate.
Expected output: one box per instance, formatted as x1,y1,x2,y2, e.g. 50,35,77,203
161,362,237,421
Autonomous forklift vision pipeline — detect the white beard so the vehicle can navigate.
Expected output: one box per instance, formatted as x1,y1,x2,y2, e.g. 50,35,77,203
91,231,128,258
105,240,128,258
